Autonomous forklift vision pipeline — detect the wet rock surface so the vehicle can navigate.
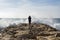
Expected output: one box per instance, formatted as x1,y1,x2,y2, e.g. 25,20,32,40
0,23,60,40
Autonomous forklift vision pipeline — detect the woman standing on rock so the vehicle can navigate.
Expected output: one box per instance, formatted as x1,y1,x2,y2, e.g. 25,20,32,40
28,16,31,25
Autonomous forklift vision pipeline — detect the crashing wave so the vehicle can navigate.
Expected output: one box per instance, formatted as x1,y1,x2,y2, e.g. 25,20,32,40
0,18,60,30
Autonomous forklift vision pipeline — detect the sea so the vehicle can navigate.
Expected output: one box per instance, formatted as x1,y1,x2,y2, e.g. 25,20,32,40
0,18,60,30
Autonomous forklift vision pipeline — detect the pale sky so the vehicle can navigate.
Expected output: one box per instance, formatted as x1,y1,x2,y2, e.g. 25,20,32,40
0,0,60,18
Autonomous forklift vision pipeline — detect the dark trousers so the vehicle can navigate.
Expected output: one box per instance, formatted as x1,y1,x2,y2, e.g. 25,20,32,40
29,20,31,24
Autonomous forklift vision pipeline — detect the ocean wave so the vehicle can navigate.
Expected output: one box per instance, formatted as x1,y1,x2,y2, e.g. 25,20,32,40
0,18,60,29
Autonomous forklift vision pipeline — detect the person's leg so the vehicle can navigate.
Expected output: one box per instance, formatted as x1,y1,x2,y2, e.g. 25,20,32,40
29,21,31,24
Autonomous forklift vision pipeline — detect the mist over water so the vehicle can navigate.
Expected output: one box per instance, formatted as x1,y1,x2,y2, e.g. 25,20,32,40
0,18,60,30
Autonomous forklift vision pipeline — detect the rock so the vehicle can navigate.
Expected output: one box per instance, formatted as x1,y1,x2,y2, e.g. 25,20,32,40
0,23,59,40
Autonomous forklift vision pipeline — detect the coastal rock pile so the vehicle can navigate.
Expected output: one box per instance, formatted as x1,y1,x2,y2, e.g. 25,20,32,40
0,23,60,40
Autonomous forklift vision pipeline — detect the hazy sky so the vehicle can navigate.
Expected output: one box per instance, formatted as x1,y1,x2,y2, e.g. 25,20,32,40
0,0,60,18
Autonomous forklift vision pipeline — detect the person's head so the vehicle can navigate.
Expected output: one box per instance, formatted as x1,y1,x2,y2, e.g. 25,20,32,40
29,16,31,17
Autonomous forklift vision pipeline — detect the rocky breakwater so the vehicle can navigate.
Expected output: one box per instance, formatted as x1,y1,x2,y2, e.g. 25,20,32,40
0,23,60,40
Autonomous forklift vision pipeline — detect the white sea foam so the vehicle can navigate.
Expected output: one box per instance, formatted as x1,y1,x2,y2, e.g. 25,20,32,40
0,18,60,30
